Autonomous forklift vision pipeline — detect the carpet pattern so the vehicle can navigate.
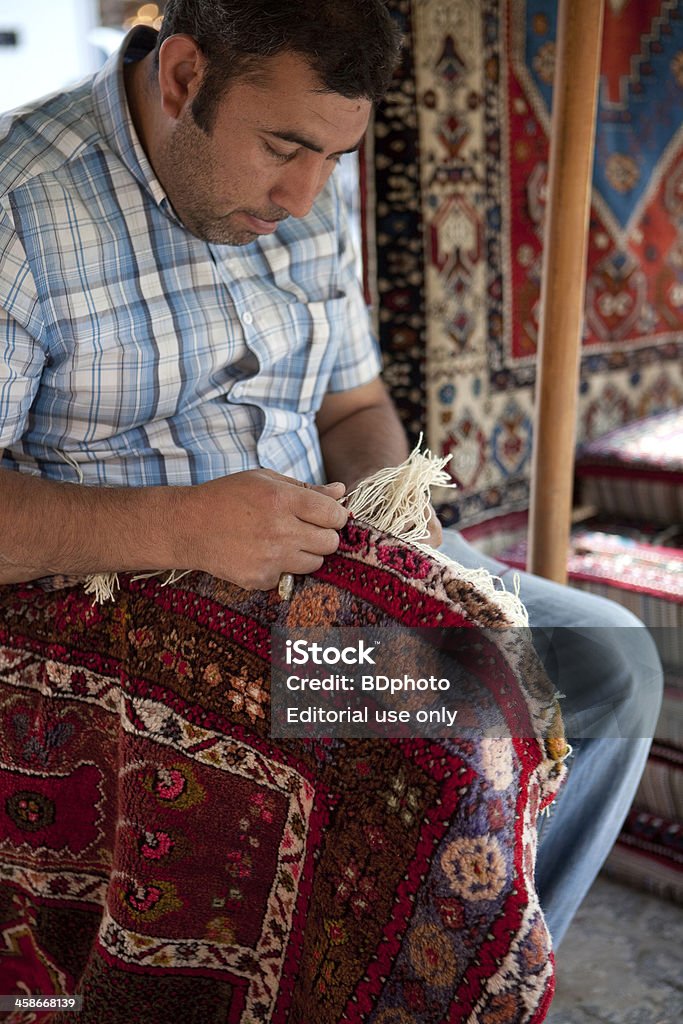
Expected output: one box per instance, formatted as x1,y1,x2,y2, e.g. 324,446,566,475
368,0,683,527
0,525,566,1023
604,669,683,905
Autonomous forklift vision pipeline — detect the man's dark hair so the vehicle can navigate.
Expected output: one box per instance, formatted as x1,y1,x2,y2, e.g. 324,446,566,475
154,0,402,132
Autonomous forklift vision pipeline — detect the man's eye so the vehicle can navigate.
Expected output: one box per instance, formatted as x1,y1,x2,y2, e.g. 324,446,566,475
263,142,295,163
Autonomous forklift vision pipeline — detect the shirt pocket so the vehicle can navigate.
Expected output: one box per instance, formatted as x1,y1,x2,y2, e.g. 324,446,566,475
244,295,348,415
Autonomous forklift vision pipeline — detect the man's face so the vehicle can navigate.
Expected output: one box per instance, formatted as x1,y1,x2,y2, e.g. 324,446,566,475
157,51,372,245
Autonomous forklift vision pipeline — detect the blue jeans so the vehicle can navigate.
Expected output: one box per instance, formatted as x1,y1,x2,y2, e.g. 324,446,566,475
440,529,663,947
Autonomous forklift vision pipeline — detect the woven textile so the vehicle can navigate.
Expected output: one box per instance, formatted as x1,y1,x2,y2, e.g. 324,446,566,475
636,740,683,820
605,807,683,905
0,525,566,1024
368,1,683,527
576,408,683,523
606,670,683,904
498,529,683,668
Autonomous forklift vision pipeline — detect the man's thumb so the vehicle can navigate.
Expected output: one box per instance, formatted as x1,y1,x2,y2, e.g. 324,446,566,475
311,481,346,496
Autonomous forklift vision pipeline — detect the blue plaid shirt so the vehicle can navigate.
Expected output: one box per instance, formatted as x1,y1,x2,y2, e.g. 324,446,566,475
0,28,380,487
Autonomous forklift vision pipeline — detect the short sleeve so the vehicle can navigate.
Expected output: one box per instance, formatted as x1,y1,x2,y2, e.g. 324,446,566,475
0,208,46,448
325,172,382,393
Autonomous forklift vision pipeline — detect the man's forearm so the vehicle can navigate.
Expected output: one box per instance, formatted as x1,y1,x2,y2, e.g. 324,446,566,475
0,466,350,590
0,469,181,584
317,383,410,490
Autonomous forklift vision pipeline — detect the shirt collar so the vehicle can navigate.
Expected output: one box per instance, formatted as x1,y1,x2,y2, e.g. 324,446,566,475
91,25,170,212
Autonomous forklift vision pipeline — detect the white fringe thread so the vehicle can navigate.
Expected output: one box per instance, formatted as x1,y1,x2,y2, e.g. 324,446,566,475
55,449,124,604
343,436,529,627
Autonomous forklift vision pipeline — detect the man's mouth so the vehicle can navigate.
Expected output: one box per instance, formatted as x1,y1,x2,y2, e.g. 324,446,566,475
239,211,288,234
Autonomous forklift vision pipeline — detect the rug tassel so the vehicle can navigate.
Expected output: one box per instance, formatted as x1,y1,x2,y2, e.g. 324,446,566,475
52,450,123,604
83,572,120,603
85,568,194,604
344,437,530,627
343,433,455,544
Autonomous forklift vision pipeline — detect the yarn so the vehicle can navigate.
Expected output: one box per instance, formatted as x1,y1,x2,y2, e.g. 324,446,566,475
342,437,529,627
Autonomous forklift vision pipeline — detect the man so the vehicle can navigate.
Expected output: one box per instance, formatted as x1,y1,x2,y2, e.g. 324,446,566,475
0,0,661,954
0,0,416,592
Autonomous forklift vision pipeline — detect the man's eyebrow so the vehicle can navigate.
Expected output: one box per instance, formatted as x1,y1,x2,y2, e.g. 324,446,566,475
264,129,365,156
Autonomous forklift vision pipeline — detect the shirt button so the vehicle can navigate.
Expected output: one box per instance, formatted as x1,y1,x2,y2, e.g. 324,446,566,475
242,311,253,325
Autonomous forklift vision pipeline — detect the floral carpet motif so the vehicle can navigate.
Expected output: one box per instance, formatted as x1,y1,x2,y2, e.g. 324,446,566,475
369,1,683,527
0,524,566,1023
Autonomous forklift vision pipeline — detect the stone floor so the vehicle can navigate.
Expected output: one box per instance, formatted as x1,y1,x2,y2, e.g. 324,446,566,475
546,875,683,1023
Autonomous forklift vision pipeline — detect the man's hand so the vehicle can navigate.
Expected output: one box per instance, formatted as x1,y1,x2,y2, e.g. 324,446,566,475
177,469,348,590
424,504,443,548
0,466,348,590
316,378,443,549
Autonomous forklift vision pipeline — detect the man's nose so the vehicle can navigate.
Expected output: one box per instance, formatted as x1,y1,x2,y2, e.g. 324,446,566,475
270,159,327,219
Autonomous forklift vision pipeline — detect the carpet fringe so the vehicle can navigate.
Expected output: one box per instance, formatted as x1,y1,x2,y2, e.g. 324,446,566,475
344,437,529,627
84,438,529,625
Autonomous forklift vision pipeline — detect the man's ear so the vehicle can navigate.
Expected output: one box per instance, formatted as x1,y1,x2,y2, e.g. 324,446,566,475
156,34,207,120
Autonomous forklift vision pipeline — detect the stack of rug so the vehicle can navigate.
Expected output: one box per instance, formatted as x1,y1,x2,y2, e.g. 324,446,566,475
498,529,683,669
0,523,566,1023
606,664,683,905
575,408,683,525
566,409,683,903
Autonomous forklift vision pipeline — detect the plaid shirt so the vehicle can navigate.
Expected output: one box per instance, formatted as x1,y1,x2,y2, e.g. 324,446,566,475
0,28,380,487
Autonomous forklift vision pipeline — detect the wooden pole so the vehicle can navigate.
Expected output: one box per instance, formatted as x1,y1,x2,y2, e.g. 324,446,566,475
527,0,605,582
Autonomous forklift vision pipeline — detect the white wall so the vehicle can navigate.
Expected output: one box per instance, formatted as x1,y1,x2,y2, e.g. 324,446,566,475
0,0,100,113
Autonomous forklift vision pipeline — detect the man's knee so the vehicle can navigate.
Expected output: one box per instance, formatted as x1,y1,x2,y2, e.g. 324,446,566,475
540,612,663,740
439,529,663,737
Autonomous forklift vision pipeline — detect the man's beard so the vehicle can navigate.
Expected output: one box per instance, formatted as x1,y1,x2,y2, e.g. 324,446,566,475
158,114,286,245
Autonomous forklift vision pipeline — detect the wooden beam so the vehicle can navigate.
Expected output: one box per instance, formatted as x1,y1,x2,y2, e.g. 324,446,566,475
527,0,605,582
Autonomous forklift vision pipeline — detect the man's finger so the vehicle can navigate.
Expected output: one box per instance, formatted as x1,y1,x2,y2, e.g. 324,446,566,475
424,505,443,548
295,490,349,530
310,481,346,496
